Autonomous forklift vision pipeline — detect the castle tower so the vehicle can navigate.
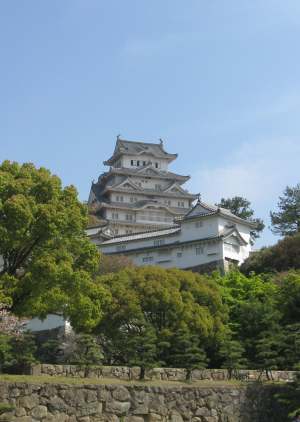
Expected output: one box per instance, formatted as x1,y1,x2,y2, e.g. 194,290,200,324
88,138,198,236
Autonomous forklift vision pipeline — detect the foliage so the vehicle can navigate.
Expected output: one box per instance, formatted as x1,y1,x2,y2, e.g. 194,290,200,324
97,254,134,275
217,196,264,244
270,183,300,236
67,334,103,366
168,327,208,379
0,160,109,331
219,332,247,378
0,334,14,373
95,267,226,368
241,233,300,275
37,339,62,364
0,332,37,373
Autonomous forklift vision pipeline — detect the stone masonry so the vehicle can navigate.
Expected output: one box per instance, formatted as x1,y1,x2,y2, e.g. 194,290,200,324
0,380,288,422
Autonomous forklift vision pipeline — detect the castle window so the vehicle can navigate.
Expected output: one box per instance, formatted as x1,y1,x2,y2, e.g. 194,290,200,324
195,221,203,228
137,160,140,166
155,162,159,168
131,160,134,166
155,184,161,191
112,212,119,220
143,161,146,166
126,214,133,221
178,201,185,207
177,252,183,258
142,256,153,263
196,246,204,255
116,244,126,251
154,239,165,246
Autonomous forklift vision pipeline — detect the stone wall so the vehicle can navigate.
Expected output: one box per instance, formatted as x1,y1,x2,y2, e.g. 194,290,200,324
30,364,296,383
0,381,288,422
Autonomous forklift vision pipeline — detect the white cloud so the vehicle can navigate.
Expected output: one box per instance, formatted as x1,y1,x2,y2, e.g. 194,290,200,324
189,137,300,246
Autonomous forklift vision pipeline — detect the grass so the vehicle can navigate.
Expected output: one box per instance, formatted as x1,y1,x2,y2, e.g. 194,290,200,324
0,374,243,388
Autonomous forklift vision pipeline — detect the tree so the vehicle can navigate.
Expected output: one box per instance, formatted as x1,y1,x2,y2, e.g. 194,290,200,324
126,323,159,380
97,254,134,275
0,161,109,331
270,183,300,236
217,196,264,244
68,334,103,366
168,327,208,380
219,334,247,379
240,233,300,275
96,267,227,367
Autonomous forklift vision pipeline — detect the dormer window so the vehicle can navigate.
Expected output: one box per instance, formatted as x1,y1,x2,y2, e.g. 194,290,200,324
137,161,140,166
143,161,146,166
131,160,134,166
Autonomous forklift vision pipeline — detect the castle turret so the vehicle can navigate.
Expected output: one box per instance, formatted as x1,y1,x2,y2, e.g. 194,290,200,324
88,138,198,236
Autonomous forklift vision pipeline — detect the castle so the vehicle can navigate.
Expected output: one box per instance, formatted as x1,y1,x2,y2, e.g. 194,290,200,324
87,138,255,273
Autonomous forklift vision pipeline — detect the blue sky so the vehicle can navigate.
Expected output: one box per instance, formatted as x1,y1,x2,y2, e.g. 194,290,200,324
1,0,299,247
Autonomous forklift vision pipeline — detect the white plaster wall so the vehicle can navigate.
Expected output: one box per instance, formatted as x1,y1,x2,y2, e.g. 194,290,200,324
179,216,219,242
121,155,169,171
110,240,223,270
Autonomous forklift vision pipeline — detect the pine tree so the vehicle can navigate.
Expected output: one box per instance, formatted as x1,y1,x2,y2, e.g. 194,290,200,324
270,183,300,236
126,323,159,380
168,328,208,380
219,337,247,379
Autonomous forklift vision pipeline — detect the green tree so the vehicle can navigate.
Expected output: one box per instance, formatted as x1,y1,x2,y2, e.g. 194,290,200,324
126,323,159,380
255,330,285,379
69,334,103,366
0,334,13,373
96,267,226,368
168,327,208,380
217,196,264,244
9,332,38,373
240,233,300,275
270,183,300,236
0,160,109,331
219,334,247,379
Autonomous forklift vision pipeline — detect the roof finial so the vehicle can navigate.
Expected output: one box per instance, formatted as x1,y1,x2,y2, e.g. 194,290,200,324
117,134,121,141
159,138,164,146
197,193,201,203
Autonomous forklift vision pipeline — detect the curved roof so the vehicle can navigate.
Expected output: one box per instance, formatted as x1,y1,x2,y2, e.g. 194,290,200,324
104,138,178,165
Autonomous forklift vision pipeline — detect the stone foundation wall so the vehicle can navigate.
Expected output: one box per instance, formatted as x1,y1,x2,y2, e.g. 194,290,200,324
30,364,296,383
0,381,288,422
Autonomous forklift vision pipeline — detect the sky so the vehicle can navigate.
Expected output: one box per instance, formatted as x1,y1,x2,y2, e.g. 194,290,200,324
1,0,299,248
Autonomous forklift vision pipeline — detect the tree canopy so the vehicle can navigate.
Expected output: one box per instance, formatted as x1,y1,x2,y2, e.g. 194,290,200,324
217,196,264,244
270,183,300,236
94,266,226,370
240,233,300,275
0,160,109,331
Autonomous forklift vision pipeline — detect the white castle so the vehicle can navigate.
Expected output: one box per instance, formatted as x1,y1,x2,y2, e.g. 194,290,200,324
87,138,255,273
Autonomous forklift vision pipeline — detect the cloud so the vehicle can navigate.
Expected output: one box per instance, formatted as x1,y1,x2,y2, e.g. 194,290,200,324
189,137,300,246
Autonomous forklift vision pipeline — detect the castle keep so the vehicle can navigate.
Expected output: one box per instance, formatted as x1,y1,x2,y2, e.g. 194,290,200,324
88,138,197,236
87,138,255,272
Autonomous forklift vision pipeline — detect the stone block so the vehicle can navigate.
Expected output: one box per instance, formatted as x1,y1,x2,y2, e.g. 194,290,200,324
105,400,131,415
31,405,48,419
112,386,131,402
18,395,39,410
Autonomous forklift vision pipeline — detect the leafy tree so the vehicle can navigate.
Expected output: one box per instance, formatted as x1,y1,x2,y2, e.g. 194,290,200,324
96,267,226,367
97,254,134,275
0,160,109,331
240,234,300,275
68,334,103,366
219,334,247,379
9,332,38,373
217,196,264,244
0,334,13,373
126,323,159,380
255,330,285,379
270,183,300,236
37,339,62,364
168,327,208,380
